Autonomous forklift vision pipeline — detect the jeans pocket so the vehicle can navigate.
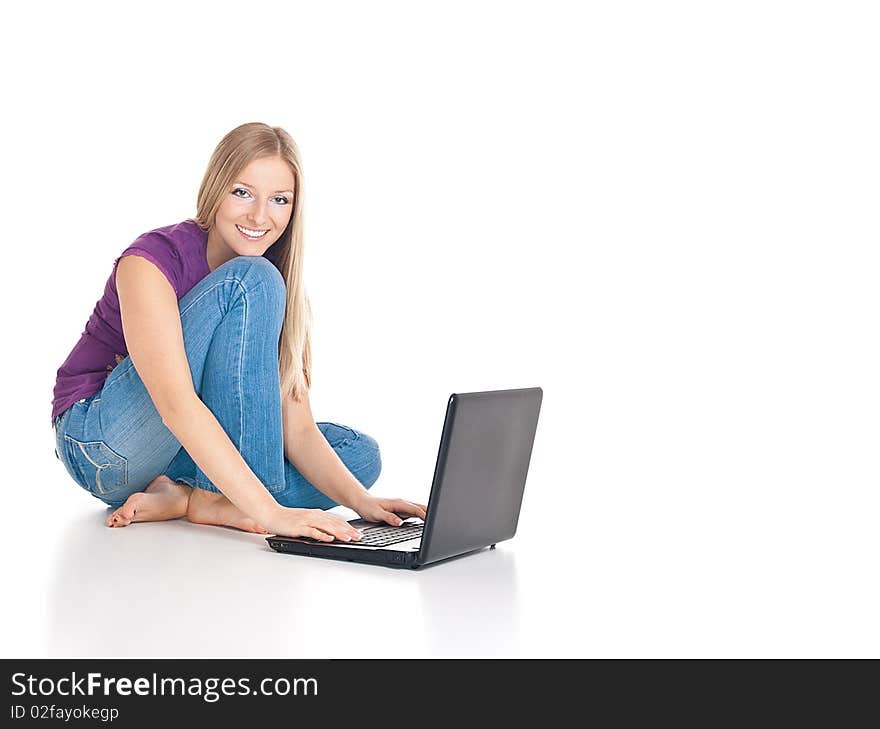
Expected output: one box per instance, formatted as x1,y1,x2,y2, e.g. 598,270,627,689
63,435,129,498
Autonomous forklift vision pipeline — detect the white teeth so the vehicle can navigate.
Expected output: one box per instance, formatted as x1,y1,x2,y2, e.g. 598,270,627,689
236,224,267,238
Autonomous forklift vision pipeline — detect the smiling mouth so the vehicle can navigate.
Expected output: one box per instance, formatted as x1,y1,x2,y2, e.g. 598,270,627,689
236,224,268,240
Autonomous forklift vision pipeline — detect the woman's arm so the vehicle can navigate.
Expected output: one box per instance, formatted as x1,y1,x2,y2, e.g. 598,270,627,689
163,397,361,539
283,424,372,511
117,255,360,542
285,425,427,524
164,394,287,526
282,391,372,511
283,392,428,524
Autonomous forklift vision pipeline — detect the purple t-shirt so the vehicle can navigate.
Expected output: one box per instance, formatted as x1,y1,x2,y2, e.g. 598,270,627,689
51,219,211,425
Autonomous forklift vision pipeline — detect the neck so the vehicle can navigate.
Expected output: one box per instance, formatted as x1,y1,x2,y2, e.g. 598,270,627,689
206,227,236,273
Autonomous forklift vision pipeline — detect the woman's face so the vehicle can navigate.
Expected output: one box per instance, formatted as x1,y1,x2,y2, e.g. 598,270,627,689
210,155,296,263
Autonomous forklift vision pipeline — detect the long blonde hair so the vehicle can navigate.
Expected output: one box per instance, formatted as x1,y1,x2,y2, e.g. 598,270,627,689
189,122,312,402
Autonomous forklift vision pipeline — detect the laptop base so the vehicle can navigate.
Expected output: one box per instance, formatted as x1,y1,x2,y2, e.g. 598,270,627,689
266,537,422,568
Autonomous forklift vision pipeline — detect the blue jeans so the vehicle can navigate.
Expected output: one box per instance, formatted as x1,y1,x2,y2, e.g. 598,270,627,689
52,256,381,510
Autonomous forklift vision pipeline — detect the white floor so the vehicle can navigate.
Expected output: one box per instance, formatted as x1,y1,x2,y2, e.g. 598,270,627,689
12,496,582,659
7,442,880,658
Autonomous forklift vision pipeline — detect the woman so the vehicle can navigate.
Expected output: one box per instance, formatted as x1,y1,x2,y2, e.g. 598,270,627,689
51,122,426,541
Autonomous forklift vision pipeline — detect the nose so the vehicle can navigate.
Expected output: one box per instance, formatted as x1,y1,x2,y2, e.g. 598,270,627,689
248,199,269,227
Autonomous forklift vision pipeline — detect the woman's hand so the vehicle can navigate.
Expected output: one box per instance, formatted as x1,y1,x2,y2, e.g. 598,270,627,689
265,507,363,542
351,494,428,526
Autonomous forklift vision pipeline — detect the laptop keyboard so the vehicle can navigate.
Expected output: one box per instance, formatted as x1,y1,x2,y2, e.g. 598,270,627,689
341,523,424,547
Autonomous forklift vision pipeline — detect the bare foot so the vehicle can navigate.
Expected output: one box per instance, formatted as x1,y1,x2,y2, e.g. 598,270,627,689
107,475,192,528
186,486,269,534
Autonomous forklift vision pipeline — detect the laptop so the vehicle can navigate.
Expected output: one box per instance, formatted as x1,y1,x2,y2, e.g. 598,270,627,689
266,387,543,568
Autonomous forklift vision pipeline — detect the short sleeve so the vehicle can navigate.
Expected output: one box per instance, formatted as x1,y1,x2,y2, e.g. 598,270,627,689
114,231,184,298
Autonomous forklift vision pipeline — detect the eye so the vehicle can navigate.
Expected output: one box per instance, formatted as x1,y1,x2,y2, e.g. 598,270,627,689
232,188,290,205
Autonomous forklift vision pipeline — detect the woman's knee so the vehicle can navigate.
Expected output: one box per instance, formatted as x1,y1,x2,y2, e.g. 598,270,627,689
357,431,382,489
214,256,286,330
317,422,382,489
218,255,286,295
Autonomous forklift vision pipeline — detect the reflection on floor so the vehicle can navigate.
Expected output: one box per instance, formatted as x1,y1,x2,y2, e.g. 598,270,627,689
47,508,523,658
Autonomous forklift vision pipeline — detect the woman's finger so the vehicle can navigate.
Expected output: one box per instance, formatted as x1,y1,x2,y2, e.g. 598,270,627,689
314,513,360,540
379,510,404,526
392,500,427,519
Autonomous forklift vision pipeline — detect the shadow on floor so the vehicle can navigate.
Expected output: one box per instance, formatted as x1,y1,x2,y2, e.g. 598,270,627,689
47,509,521,657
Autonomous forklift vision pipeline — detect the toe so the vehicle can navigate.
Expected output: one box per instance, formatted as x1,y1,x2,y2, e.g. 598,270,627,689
108,496,139,527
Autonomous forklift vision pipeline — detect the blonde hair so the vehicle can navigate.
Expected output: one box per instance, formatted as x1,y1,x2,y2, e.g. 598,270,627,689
189,122,312,402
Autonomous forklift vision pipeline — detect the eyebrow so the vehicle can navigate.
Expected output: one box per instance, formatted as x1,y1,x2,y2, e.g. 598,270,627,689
233,180,295,195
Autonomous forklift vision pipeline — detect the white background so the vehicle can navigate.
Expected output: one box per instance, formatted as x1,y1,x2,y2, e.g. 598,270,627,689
1,1,878,657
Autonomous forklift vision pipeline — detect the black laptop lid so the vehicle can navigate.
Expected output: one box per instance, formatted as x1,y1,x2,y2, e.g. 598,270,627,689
418,387,543,566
